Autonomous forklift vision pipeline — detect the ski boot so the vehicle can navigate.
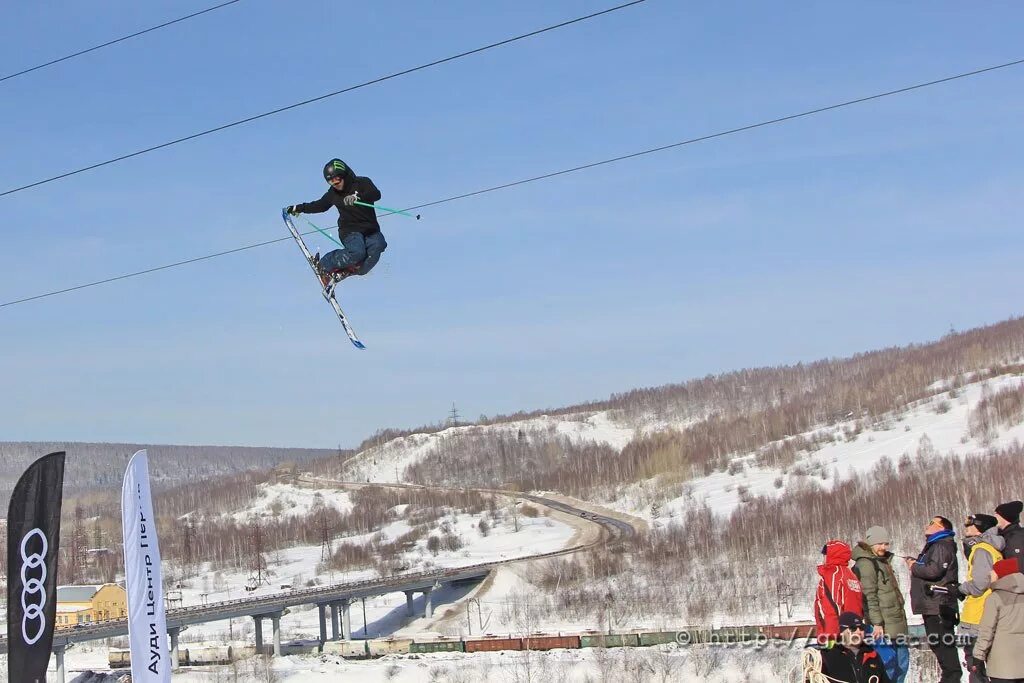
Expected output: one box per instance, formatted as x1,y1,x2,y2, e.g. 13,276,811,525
312,252,335,290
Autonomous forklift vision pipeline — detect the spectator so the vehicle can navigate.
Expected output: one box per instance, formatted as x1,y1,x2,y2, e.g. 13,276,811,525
817,611,893,683
852,526,909,683
972,558,1024,683
995,500,1024,573
956,514,1005,683
906,516,961,683
815,540,864,642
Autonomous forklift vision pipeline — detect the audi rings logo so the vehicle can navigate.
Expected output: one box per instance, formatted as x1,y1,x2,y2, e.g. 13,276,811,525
20,528,49,645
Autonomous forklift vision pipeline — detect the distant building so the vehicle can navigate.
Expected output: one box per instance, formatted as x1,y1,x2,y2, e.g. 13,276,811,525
56,583,127,627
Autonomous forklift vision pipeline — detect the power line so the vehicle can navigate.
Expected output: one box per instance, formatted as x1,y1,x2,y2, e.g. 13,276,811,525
0,1,648,200
1,57,1021,310
0,0,245,85
405,57,1024,212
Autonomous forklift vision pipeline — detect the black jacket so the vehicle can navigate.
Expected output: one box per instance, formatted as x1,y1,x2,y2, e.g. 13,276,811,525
819,643,892,683
909,532,959,617
1001,523,1024,571
295,175,382,237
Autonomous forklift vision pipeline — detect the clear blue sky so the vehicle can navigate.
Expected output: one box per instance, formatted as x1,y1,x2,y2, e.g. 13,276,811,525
1,2,1021,448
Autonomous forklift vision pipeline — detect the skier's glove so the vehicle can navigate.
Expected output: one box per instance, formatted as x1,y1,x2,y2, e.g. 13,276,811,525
286,205,301,216
342,192,360,207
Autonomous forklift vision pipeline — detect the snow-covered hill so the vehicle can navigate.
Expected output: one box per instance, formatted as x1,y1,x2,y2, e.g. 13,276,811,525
343,411,643,484
337,370,1024,526
617,372,1024,522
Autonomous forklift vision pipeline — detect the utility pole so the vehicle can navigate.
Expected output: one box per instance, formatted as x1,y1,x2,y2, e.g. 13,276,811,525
183,520,195,577
776,581,794,622
71,503,87,582
250,519,269,586
318,509,332,562
448,403,460,427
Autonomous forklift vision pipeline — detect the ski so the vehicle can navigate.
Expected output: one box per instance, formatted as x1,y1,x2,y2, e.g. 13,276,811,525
281,209,366,349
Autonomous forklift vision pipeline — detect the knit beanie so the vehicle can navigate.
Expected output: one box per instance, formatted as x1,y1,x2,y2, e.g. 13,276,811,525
995,500,1023,525
864,526,890,545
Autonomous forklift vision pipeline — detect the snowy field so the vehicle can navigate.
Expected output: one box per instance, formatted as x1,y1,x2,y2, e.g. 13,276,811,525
6,483,580,681
611,373,1024,521
344,411,644,484
42,640,949,682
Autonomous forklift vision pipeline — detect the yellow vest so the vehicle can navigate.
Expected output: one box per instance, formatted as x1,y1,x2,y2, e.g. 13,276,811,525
962,540,1003,625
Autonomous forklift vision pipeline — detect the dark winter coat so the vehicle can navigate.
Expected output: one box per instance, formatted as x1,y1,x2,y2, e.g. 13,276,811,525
819,643,892,683
295,168,382,237
851,542,909,636
1000,522,1024,572
909,530,959,617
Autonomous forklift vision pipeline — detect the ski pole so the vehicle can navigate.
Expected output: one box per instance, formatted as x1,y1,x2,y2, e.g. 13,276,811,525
353,200,421,220
300,216,344,248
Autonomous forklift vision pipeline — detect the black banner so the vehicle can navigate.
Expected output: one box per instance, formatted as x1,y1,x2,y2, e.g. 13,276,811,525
6,451,65,683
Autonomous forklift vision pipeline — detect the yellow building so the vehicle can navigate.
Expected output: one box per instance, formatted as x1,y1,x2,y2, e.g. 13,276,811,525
55,584,127,628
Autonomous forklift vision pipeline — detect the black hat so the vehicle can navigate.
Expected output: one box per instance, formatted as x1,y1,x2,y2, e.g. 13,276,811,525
838,612,865,632
966,513,998,533
995,501,1023,525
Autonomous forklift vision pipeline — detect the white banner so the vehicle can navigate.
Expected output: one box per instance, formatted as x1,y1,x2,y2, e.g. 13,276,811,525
122,449,171,682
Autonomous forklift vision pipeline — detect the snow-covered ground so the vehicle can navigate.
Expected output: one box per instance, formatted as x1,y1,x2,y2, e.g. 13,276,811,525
167,644,793,682
221,482,353,523
45,639,945,682
31,484,579,680
611,374,1024,521
345,411,646,484
171,484,576,609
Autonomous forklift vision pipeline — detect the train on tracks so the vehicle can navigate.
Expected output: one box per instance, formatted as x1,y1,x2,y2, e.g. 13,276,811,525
109,623,837,668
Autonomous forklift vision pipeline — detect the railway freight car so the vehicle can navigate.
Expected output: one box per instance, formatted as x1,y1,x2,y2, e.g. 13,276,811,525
637,631,683,646
189,646,233,665
759,622,815,640
579,633,640,648
323,640,370,658
410,637,465,653
523,634,581,651
108,649,130,668
465,635,524,652
367,638,413,656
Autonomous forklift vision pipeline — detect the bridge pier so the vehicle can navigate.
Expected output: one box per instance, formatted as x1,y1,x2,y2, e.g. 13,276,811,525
54,642,67,683
330,602,341,640
423,587,434,619
341,599,352,640
405,590,414,617
169,627,181,669
254,616,265,654
272,614,282,657
318,603,328,650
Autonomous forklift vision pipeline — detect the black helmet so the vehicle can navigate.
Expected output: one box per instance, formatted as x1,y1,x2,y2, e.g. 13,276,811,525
323,158,349,182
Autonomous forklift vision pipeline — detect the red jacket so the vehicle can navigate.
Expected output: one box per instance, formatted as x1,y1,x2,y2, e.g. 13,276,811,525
815,540,864,640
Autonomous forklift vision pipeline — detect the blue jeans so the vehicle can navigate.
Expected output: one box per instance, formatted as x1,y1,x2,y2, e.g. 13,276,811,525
320,231,387,276
875,640,910,683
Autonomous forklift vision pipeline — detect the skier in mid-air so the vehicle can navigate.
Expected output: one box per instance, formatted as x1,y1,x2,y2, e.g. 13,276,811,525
286,158,386,288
